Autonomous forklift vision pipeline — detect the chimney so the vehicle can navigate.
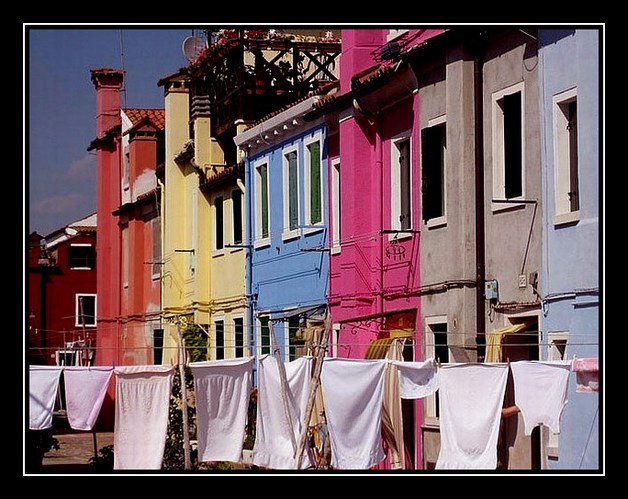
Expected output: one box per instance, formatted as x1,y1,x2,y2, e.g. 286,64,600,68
90,68,125,139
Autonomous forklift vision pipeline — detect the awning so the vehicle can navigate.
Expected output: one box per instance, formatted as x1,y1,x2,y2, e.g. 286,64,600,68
485,323,528,362
365,333,413,360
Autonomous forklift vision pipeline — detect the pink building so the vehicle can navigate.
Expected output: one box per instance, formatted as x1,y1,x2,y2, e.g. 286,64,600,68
313,29,445,470
88,68,164,428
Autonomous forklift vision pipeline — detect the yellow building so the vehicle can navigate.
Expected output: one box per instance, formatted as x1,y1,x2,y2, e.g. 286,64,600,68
157,72,248,364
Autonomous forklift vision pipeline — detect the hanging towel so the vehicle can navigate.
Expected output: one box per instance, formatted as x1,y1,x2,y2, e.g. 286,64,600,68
190,357,254,463
321,358,387,470
252,355,314,469
572,357,599,393
63,366,113,431
29,366,63,430
393,358,439,399
113,365,174,470
510,360,572,435
436,363,509,470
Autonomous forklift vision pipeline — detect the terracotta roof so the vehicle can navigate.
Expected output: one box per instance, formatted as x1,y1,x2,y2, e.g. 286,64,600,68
123,108,166,132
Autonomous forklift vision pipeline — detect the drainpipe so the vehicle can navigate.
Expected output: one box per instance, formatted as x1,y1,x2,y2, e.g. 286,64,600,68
244,158,256,380
473,34,486,361
375,111,385,319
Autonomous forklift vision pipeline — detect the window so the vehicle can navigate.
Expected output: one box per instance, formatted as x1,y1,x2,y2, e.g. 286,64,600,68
254,158,270,246
283,145,300,239
391,136,412,233
424,317,448,420
68,244,95,270
153,329,164,364
215,196,224,251
259,316,270,355
331,160,341,253
232,189,243,245
553,89,579,224
215,319,225,360
288,316,301,361
492,83,525,205
152,218,161,278
305,134,324,227
75,294,96,327
234,317,244,358
421,121,446,224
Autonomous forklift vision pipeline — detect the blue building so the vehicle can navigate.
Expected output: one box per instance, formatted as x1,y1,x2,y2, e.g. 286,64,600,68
538,28,601,470
235,95,331,362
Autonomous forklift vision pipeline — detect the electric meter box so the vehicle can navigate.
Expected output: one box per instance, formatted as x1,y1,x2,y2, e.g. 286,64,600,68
485,279,499,300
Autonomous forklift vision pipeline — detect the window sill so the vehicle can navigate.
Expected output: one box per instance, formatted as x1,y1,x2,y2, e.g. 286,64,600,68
331,245,341,255
212,249,225,258
387,230,414,242
303,225,325,237
70,267,93,271
282,230,300,242
553,210,580,227
254,238,271,250
491,198,528,213
424,216,447,230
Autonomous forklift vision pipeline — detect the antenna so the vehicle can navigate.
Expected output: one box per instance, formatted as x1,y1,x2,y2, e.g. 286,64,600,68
182,35,207,63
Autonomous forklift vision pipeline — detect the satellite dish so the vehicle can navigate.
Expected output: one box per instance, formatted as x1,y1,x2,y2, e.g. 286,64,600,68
182,35,207,62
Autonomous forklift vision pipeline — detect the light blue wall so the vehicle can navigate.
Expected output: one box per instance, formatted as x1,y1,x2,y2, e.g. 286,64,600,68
539,28,600,470
245,124,330,358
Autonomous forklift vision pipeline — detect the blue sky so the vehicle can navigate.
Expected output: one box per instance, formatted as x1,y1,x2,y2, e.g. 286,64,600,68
26,26,193,236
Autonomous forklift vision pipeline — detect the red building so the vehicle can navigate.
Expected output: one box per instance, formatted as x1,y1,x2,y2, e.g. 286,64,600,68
88,68,164,369
28,213,97,366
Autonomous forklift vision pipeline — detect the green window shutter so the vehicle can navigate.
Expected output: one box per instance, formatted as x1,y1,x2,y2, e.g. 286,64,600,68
288,151,298,230
260,164,269,238
309,142,321,224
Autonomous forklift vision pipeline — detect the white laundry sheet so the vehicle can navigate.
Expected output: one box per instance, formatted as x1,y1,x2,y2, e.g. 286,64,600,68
63,366,113,431
190,357,254,464
510,360,572,435
393,358,439,399
252,355,314,469
435,363,509,470
29,366,63,430
321,358,387,470
113,365,175,470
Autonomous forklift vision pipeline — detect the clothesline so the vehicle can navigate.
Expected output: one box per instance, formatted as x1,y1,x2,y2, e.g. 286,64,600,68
29,356,597,471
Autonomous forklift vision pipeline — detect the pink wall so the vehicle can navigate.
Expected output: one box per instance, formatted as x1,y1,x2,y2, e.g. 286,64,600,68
328,28,445,470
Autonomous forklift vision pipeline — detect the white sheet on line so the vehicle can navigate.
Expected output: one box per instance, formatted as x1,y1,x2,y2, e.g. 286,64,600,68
190,357,254,464
29,366,63,430
435,363,509,470
510,360,572,435
252,355,314,469
63,366,113,431
113,365,174,470
321,358,387,470
393,358,439,399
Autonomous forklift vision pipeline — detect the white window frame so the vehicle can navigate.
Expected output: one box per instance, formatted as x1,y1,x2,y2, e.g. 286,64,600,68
231,186,245,250
424,315,448,423
390,131,413,239
212,193,225,257
232,314,246,358
213,316,225,360
491,81,526,211
552,87,580,226
282,144,301,241
254,156,271,248
151,217,161,280
331,159,342,254
304,132,325,233
423,115,447,229
75,293,97,327
69,243,95,271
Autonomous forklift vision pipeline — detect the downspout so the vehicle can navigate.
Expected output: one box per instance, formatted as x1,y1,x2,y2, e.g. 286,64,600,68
473,34,487,361
244,159,256,382
376,111,385,319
